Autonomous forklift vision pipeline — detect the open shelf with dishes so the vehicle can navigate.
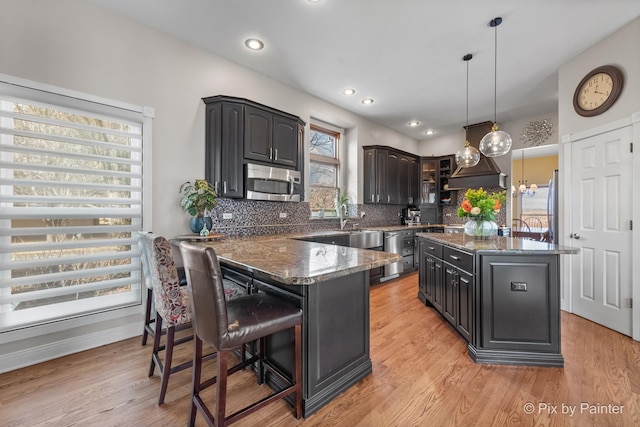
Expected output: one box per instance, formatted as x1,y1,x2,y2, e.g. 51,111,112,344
438,155,456,205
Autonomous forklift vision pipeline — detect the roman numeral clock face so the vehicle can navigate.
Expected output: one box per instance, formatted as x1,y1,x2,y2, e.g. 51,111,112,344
573,65,624,117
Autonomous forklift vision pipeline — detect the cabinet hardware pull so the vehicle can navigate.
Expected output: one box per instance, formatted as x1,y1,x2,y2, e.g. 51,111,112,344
223,181,227,194
269,147,273,159
371,194,374,202
450,255,460,261
387,195,390,203
428,246,435,250
274,148,278,161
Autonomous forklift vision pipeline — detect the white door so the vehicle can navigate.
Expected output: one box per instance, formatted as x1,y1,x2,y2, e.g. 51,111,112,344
570,125,633,336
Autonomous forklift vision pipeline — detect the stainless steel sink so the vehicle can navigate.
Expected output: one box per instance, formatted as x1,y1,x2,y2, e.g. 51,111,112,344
348,230,383,249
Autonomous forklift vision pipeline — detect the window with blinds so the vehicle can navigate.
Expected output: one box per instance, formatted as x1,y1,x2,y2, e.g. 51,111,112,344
0,79,148,332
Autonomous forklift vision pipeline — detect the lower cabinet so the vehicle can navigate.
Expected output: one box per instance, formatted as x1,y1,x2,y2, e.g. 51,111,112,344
418,240,470,340
442,255,473,342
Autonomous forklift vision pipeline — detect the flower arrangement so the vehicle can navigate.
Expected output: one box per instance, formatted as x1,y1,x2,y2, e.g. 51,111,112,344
457,188,506,222
179,179,218,217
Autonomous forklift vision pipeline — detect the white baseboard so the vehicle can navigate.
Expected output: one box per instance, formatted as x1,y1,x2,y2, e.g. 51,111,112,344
0,323,140,374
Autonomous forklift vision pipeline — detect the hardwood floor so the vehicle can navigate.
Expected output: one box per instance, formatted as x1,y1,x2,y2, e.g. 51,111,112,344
1,272,639,426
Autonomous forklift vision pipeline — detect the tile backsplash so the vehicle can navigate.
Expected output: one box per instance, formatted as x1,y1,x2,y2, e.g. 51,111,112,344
206,199,404,236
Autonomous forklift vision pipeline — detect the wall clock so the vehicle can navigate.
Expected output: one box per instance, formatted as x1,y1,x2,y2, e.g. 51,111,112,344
573,65,624,117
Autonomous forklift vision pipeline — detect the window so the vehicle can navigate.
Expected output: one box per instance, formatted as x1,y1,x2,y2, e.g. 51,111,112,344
519,186,549,229
0,77,151,332
309,124,340,218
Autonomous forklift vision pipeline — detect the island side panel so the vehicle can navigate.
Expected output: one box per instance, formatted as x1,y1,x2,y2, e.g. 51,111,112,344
253,270,372,418
473,254,563,366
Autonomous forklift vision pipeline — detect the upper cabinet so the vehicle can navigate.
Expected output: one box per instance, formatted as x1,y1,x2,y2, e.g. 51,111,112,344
202,96,304,198
244,106,299,168
363,146,419,205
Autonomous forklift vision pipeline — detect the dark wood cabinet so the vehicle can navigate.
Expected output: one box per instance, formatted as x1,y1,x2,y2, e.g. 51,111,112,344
203,95,304,199
203,101,244,198
245,106,299,168
386,152,399,204
409,157,420,205
362,146,418,205
244,106,273,164
418,240,443,312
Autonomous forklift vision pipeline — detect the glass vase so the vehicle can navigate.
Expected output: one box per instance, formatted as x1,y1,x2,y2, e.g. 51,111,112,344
464,219,498,239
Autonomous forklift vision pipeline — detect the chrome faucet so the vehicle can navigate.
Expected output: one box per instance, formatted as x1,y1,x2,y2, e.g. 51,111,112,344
339,203,349,230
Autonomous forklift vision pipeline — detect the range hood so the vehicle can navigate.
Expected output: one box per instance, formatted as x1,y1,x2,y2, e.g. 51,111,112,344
447,121,507,190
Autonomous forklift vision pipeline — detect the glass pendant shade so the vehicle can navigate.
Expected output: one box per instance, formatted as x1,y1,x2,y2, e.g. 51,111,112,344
518,183,527,193
455,141,480,167
479,123,512,157
480,17,512,158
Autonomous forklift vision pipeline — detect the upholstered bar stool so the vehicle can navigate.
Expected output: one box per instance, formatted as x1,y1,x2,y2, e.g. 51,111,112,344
179,242,303,426
138,231,188,346
143,232,196,404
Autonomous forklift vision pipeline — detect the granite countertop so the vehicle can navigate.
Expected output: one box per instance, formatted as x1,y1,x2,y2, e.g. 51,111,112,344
416,232,580,255
177,236,400,285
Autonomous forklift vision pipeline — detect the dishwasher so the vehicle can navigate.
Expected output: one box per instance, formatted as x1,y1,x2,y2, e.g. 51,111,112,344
382,230,415,280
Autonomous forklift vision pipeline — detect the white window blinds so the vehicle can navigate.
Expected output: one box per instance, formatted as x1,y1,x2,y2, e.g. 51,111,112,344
0,78,149,331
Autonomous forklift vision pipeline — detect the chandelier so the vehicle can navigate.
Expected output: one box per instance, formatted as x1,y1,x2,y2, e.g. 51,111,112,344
512,150,537,198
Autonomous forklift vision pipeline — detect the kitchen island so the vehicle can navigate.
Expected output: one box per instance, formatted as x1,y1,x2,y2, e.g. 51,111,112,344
416,233,579,367
174,235,400,417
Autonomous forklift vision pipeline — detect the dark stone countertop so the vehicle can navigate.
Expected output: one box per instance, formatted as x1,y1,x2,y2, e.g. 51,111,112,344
416,232,580,255
174,233,400,285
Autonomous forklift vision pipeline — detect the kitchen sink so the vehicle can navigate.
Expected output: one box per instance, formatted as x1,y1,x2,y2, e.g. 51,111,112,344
348,230,383,249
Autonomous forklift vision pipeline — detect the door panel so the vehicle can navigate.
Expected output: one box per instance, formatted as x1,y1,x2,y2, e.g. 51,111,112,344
570,125,632,336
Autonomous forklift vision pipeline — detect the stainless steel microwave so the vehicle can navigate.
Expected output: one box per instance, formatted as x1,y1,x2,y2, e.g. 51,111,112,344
245,163,301,202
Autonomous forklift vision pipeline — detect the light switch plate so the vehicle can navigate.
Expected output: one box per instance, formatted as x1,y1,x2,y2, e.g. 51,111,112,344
279,212,287,218
222,213,233,220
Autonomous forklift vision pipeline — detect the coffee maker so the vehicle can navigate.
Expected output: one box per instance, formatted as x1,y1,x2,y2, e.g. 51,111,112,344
401,205,421,225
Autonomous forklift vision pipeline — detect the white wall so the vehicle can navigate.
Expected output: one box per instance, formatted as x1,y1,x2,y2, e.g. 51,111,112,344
558,17,640,137
0,0,417,371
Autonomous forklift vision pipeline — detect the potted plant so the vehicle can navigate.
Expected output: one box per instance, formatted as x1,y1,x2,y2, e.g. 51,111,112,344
179,179,218,234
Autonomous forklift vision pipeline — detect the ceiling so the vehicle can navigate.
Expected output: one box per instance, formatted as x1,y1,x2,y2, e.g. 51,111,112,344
88,0,640,140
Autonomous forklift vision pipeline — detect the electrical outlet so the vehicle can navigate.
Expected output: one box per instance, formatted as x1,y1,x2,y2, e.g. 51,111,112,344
445,213,451,217
360,211,366,218
279,212,287,218
222,213,233,220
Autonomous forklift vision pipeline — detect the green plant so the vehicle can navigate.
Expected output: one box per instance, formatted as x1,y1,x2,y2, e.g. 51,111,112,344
179,179,218,217
457,187,506,222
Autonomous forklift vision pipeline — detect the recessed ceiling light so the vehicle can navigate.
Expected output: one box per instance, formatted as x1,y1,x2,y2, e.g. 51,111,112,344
408,121,420,127
244,38,264,50
361,98,374,105
307,0,322,2
424,130,435,135
341,88,356,96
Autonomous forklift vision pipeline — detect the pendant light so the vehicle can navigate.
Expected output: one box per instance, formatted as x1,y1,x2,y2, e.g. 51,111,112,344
455,54,481,168
512,150,538,198
479,17,512,158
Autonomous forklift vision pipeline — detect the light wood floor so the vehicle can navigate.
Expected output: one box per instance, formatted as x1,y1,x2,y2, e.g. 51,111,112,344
2,272,639,426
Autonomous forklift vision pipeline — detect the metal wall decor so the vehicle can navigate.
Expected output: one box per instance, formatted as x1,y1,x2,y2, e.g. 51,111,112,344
520,119,553,146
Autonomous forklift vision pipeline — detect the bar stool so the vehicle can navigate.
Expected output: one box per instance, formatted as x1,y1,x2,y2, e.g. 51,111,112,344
138,231,188,346
143,233,247,405
179,241,303,426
